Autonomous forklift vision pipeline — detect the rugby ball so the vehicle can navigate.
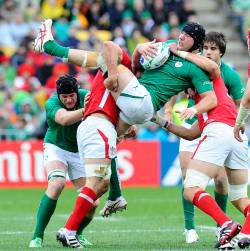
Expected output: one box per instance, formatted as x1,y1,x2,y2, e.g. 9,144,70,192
140,42,170,70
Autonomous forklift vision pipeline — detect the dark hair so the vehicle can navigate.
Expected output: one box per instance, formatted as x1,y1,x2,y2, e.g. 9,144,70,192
56,74,79,95
182,22,206,52
204,31,226,57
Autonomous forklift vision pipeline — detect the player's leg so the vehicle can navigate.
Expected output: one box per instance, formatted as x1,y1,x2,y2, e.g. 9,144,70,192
33,19,99,68
100,158,127,217
29,144,68,247
184,159,241,249
220,137,250,249
179,150,198,244
214,167,228,240
56,116,116,248
68,153,98,246
110,65,154,126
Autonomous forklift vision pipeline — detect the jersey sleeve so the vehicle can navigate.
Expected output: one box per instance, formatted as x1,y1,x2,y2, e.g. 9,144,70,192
45,96,62,121
188,64,214,94
224,68,245,100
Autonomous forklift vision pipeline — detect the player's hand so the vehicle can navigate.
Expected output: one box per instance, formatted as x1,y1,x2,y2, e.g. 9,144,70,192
234,124,245,142
137,39,158,59
168,43,178,55
176,107,197,120
117,125,138,144
104,74,118,92
84,92,90,106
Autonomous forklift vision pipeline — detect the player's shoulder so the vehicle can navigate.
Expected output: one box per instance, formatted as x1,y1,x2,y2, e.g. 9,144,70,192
221,61,237,74
45,93,61,109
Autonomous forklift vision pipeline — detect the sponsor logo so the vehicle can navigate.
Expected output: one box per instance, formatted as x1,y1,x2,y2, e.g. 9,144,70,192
175,62,183,67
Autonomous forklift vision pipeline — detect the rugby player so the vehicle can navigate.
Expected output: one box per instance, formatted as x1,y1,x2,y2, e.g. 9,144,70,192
166,31,245,244
162,48,250,250
29,75,96,247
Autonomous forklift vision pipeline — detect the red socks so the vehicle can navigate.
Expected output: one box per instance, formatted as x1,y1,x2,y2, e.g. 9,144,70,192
65,187,97,231
241,204,250,234
193,190,230,226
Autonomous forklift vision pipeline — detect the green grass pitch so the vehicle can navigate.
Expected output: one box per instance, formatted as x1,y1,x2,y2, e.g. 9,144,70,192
0,187,245,251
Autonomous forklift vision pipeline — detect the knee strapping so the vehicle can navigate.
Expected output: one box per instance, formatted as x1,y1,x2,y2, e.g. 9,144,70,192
86,163,111,180
47,169,66,181
184,169,210,189
229,184,248,201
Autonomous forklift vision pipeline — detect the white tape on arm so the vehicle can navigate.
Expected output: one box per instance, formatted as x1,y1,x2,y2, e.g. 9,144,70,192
235,104,250,126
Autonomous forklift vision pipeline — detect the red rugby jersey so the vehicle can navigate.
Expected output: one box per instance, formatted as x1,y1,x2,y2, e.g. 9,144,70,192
84,50,132,126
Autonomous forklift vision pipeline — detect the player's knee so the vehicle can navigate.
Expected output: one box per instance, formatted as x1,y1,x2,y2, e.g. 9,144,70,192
47,169,66,198
229,183,248,202
184,169,210,190
86,163,111,179
214,175,228,194
48,178,66,198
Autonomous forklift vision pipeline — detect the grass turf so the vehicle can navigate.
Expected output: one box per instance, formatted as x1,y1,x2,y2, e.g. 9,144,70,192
0,187,245,251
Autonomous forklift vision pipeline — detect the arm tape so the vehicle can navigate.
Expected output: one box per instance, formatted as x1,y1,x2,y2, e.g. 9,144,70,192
235,104,250,126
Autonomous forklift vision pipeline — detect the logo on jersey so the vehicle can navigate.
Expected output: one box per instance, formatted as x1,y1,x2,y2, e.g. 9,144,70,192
203,81,212,86
175,62,183,68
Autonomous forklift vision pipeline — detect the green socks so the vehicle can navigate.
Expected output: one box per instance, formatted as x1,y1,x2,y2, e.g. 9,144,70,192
108,158,122,201
44,40,69,59
182,187,195,230
77,217,92,235
32,193,57,239
215,191,228,227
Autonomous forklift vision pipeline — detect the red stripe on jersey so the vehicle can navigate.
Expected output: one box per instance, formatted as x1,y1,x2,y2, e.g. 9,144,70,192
248,63,250,78
191,135,207,159
97,129,109,159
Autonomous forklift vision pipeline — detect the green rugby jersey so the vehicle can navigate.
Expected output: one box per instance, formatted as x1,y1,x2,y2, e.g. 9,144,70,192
185,61,245,125
138,54,213,111
44,89,88,152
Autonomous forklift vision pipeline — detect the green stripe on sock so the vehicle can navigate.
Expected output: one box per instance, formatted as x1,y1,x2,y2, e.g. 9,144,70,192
44,40,69,59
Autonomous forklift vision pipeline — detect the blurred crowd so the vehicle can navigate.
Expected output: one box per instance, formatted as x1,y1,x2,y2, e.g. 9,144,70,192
3,0,248,142
0,0,197,140
218,0,250,44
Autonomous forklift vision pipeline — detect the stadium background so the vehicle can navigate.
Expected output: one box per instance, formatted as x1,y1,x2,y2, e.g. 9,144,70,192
0,0,250,188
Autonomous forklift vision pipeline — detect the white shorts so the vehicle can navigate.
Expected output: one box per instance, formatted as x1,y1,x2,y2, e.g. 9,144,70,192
117,76,154,125
43,143,85,180
179,122,201,152
77,116,117,161
192,122,249,170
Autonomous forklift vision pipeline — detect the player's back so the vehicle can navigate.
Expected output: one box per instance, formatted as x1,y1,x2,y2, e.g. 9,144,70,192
84,70,119,126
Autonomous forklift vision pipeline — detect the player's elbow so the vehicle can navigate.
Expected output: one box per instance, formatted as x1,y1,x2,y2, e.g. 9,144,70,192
103,41,122,55
209,63,220,80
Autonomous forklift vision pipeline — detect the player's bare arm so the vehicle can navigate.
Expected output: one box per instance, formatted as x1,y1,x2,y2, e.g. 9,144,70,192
234,29,250,142
166,121,201,140
102,41,123,91
178,91,217,120
169,43,220,80
55,108,84,126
